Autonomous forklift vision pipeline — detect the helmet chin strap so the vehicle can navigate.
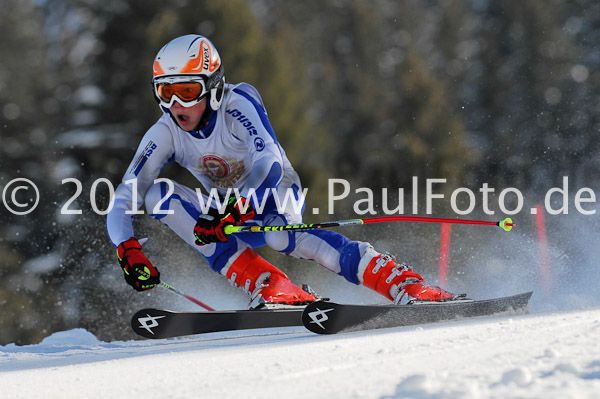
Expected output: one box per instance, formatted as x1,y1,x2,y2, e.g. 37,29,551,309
194,106,212,131
193,84,223,131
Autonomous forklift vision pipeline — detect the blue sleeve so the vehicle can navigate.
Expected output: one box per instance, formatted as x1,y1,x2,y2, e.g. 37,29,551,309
106,122,175,246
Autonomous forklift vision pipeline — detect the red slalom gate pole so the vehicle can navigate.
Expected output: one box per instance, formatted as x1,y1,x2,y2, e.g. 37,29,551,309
534,205,552,300
439,223,452,286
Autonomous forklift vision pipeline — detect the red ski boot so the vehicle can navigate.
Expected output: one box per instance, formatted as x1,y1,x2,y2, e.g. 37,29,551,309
358,247,454,303
223,248,318,309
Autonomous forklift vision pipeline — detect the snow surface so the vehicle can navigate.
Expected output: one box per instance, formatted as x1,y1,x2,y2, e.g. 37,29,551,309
2,306,600,399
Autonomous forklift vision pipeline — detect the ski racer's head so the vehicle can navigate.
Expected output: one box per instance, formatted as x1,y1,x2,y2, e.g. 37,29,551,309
152,34,225,131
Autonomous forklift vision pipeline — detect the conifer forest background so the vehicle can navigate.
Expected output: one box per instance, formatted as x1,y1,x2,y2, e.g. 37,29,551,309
2,0,600,345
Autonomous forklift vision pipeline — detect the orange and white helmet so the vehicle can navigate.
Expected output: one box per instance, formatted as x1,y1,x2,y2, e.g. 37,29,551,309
152,34,225,111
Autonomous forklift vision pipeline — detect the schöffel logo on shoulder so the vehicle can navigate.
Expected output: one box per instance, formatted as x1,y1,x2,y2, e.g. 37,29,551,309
226,108,258,136
254,137,265,152
131,141,158,176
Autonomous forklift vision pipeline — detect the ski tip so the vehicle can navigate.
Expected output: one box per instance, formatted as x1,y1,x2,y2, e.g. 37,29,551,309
498,217,514,232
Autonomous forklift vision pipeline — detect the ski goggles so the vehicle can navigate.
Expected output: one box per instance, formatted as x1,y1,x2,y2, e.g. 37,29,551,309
153,77,208,108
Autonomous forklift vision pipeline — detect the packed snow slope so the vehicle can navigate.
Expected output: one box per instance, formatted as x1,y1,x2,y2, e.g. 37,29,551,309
2,305,600,399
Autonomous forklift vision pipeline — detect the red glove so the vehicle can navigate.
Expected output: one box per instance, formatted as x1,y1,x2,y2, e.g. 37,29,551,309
116,238,160,291
194,196,255,245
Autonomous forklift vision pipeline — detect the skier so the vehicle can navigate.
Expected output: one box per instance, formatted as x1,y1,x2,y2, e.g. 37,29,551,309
106,34,454,308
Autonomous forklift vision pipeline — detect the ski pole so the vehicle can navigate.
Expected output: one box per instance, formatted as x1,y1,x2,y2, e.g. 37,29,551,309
160,281,215,311
224,216,514,235
134,239,215,311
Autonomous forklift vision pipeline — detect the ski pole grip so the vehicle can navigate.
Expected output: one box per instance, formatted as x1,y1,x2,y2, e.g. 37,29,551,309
498,217,514,232
224,225,239,235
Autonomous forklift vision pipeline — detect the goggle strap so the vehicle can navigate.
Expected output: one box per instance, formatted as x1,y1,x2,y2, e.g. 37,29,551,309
206,67,225,91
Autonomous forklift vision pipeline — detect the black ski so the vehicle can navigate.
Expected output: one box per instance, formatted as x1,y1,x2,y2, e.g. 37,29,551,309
301,291,533,335
132,308,304,339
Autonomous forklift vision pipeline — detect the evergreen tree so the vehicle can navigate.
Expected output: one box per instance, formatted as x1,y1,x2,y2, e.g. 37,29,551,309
260,2,472,217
